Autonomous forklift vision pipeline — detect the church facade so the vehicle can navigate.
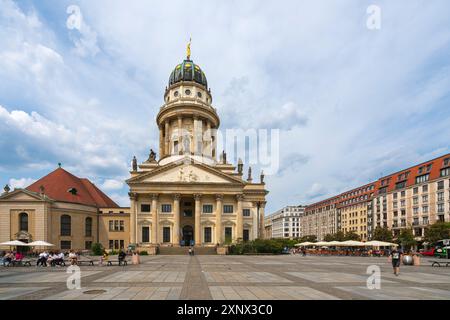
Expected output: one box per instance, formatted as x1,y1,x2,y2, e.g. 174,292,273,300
127,53,268,250
0,50,268,253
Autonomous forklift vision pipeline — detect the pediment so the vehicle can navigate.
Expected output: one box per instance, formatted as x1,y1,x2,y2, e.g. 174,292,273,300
128,161,243,185
0,189,48,202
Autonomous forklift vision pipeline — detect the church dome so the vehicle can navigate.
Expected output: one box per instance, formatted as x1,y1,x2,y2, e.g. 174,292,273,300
169,59,208,88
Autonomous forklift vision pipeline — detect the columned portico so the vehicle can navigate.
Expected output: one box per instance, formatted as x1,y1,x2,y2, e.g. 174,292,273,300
215,194,223,244
194,194,202,246
173,194,181,246
151,194,159,244
236,194,244,241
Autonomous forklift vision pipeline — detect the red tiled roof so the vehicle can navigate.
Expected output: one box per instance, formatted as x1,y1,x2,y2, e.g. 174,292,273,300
376,153,450,194
305,153,450,209
26,168,119,208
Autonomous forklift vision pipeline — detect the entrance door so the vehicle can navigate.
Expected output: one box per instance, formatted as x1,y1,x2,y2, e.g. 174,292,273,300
182,225,194,246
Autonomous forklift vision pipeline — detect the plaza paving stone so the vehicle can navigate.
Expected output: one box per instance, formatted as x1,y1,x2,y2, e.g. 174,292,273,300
0,255,449,300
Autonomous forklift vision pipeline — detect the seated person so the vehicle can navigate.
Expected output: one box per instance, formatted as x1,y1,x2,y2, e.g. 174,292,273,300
3,252,13,266
36,252,48,267
100,250,109,266
53,252,65,266
118,250,127,265
68,250,77,265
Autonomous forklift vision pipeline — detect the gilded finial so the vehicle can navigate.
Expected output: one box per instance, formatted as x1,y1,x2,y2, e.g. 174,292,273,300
187,37,191,60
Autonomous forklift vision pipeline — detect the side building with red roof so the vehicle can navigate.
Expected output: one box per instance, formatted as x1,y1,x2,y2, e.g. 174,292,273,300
0,166,130,251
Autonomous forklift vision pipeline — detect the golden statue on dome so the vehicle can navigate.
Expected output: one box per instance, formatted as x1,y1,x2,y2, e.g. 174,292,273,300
187,37,191,60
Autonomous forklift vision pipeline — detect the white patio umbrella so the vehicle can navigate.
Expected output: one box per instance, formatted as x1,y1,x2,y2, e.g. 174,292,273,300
315,241,331,246
0,240,29,247
364,241,398,247
340,240,366,247
295,242,314,247
327,241,343,246
28,241,55,247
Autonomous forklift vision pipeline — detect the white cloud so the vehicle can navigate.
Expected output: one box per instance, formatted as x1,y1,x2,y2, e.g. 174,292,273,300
100,179,124,191
1,0,450,215
8,177,36,189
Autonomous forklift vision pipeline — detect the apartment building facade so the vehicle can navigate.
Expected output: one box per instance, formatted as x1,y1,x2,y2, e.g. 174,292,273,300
373,155,450,240
265,205,305,239
301,154,450,242
301,198,339,241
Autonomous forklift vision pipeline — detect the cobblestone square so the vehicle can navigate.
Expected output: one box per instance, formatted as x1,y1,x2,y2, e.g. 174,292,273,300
0,255,449,300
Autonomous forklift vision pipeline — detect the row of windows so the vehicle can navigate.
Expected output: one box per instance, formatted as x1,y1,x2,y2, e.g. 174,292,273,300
60,240,93,250
140,226,250,243
18,213,93,237
109,220,125,232
140,204,252,215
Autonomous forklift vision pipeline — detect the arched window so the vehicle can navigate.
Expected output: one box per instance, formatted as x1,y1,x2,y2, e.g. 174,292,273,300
85,217,92,237
19,212,28,232
60,215,71,236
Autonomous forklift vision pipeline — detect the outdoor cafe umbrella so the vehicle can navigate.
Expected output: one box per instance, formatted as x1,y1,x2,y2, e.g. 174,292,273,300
0,240,29,247
364,240,398,247
314,241,331,246
327,241,343,246
27,241,55,252
295,242,314,247
340,240,366,247
28,241,55,247
0,240,30,251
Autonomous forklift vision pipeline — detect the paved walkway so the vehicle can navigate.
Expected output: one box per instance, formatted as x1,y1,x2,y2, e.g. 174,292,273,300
0,255,449,300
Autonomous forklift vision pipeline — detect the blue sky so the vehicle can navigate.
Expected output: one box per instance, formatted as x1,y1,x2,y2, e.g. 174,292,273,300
1,0,450,212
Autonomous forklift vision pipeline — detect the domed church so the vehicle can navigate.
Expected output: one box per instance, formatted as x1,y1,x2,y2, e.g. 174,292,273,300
127,44,268,252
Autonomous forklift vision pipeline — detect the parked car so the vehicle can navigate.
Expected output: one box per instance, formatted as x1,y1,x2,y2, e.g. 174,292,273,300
419,248,435,256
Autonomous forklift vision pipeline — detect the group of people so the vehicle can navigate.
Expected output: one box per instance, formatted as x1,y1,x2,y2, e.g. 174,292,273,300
0,251,24,266
36,251,66,267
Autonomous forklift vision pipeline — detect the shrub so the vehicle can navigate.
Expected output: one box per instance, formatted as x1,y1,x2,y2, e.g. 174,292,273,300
91,243,104,256
139,251,148,256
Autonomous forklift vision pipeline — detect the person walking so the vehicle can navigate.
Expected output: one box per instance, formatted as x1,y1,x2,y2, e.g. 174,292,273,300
389,248,402,276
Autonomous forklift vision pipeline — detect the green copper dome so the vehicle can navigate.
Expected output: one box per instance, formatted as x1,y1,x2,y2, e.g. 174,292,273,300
169,60,208,88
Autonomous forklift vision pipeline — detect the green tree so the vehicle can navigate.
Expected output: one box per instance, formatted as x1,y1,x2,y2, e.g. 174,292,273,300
398,228,417,251
344,231,361,241
334,231,346,241
91,243,104,256
372,226,393,242
299,235,317,242
324,234,335,241
424,222,450,244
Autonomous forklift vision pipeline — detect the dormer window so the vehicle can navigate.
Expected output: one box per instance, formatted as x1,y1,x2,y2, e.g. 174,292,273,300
67,187,78,195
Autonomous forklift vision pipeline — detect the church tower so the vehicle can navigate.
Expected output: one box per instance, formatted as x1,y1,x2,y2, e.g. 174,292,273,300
157,46,219,165
126,43,268,253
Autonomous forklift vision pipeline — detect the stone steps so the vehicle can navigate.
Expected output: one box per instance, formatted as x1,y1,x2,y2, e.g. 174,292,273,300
158,246,217,255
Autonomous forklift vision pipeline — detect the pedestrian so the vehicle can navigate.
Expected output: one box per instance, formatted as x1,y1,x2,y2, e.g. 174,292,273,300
389,248,402,276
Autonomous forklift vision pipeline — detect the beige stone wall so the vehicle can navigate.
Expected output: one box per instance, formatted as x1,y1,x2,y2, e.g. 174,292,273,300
0,194,100,251
340,203,368,241
374,177,450,240
99,207,130,250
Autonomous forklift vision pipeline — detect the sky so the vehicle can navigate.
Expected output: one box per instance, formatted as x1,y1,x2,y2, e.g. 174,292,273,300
0,0,450,213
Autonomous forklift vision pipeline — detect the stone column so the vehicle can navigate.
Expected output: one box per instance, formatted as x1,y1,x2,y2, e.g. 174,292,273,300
151,194,159,244
177,116,183,155
159,125,164,158
173,194,181,246
259,202,266,239
236,194,244,242
215,194,223,244
194,194,202,246
129,192,137,244
192,115,198,155
164,120,170,155
205,121,212,158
